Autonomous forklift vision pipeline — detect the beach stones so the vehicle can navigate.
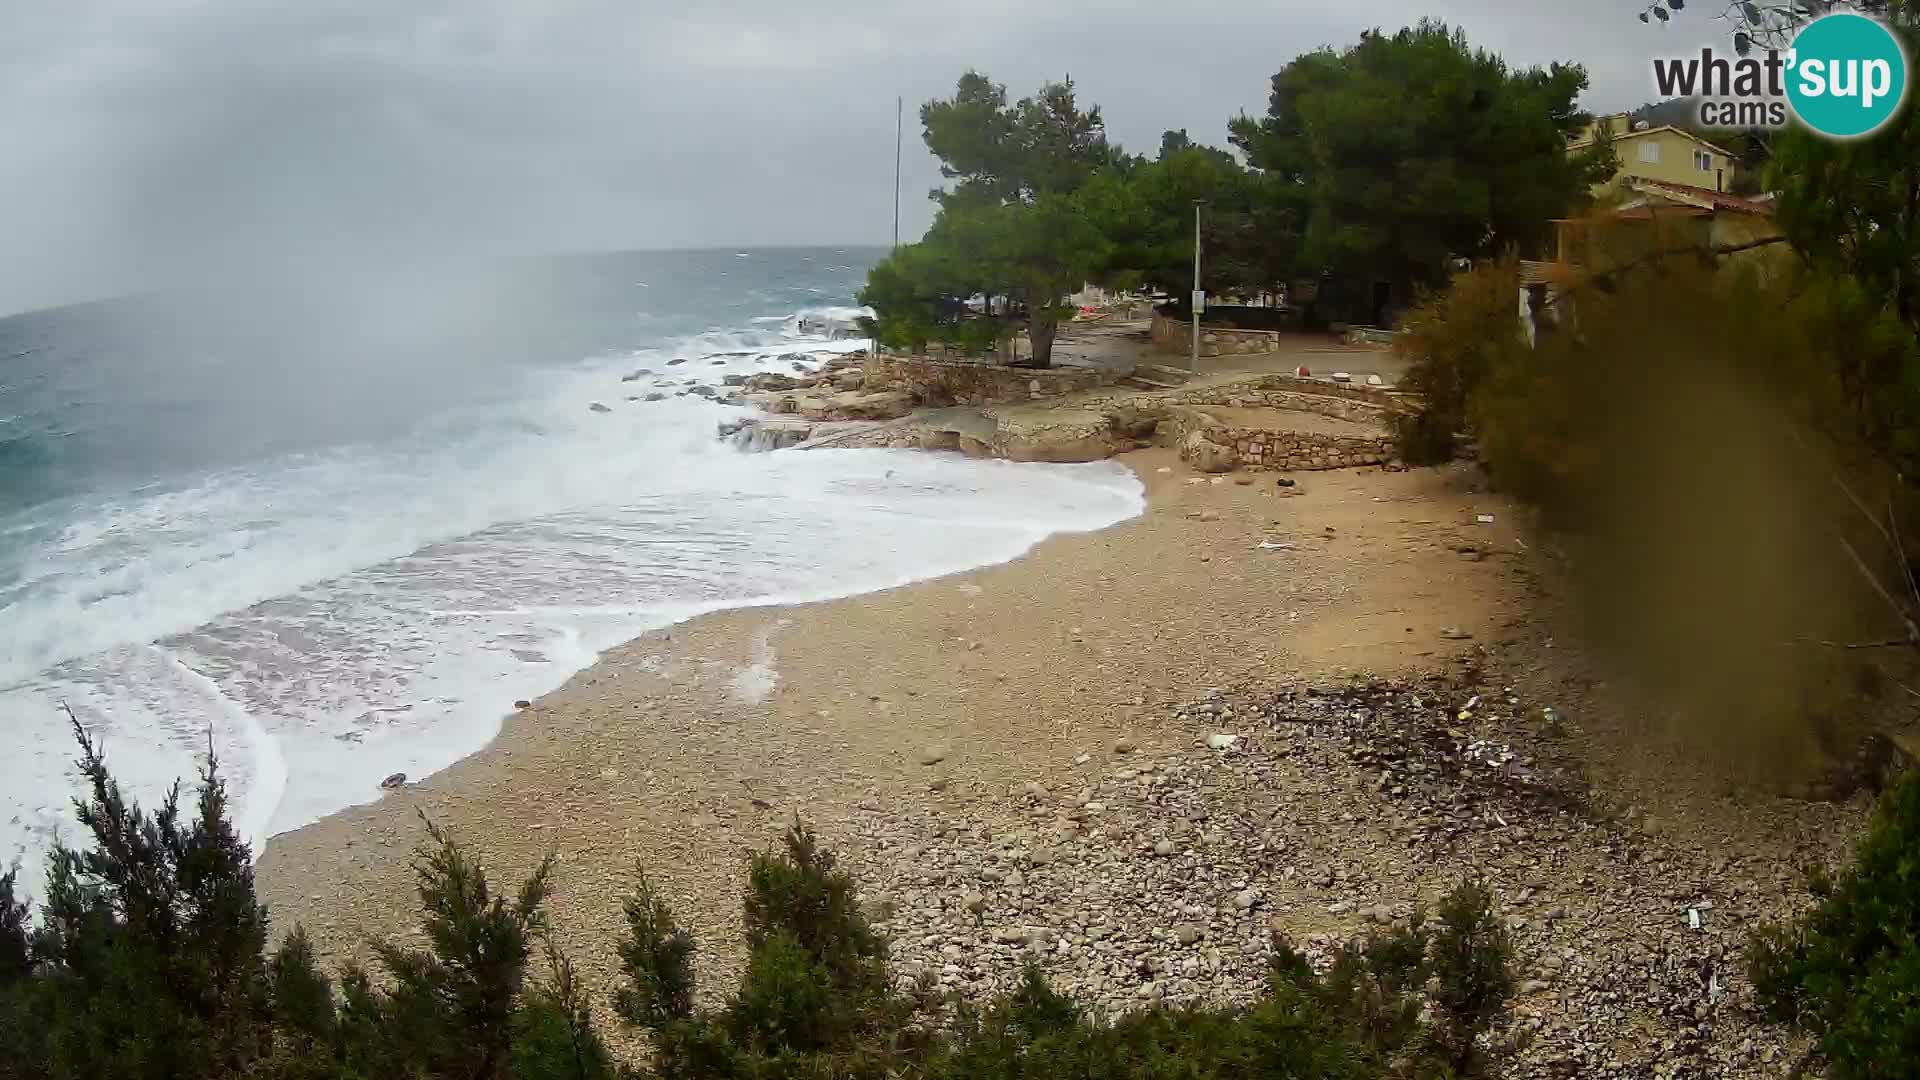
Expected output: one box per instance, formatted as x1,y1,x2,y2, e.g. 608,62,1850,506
380,772,407,790
919,746,949,766
588,401,612,413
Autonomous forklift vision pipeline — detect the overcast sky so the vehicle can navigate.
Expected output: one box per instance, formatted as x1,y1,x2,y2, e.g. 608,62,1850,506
0,0,1735,316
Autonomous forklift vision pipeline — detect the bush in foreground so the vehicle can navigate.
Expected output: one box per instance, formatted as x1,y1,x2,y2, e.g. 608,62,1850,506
618,822,1516,1079
3,721,1517,1079
1750,766,1920,1075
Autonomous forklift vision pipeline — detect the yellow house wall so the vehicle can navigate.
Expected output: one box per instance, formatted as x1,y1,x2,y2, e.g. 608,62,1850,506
1576,129,1733,196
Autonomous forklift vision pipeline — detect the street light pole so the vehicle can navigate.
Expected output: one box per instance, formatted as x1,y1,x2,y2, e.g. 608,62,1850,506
1191,201,1204,372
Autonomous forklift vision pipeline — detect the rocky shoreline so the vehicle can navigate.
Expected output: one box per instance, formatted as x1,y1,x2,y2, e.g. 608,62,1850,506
255,446,1866,1080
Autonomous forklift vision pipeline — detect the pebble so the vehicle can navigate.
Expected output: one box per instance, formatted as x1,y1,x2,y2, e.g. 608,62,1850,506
920,747,949,766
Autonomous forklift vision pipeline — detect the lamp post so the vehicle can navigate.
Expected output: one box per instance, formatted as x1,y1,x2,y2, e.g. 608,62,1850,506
1191,200,1205,372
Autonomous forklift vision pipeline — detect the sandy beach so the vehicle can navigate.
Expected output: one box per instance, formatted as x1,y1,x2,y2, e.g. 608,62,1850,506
257,447,1863,1076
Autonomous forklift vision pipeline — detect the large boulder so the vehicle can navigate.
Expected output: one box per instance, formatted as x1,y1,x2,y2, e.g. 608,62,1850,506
728,420,814,451
828,390,916,420
1183,430,1239,473
1000,431,1128,463
746,372,805,392
1105,405,1164,440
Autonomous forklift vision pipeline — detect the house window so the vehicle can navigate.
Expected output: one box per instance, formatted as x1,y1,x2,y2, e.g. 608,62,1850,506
1638,141,1661,164
1695,150,1713,171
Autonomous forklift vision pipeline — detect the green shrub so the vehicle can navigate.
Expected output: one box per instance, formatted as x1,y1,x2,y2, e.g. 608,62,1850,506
1387,257,1524,465
614,871,696,1030
344,816,560,1079
7,716,279,1080
0,870,28,985
1428,881,1514,1073
623,835,1516,1080
1751,767,1920,1077
5,728,1519,1080
510,941,622,1080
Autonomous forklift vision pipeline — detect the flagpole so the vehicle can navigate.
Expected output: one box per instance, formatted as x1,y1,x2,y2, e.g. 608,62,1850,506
892,96,903,251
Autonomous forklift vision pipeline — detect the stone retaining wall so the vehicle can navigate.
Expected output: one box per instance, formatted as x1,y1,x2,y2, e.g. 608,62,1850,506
1070,374,1398,426
1170,409,1394,473
863,353,1116,406
1148,312,1282,357
1174,387,1387,426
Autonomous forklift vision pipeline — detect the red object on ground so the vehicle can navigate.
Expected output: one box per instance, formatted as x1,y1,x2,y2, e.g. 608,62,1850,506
1296,366,1311,377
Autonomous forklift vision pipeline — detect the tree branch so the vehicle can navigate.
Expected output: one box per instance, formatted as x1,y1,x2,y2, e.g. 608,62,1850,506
1541,235,1792,310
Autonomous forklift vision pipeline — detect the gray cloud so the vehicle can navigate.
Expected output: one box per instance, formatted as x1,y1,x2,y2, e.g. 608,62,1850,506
0,0,1718,315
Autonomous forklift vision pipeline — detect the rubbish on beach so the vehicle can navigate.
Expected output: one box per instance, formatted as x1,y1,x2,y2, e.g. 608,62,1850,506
1330,371,1352,383
1476,514,1495,524
1256,541,1295,551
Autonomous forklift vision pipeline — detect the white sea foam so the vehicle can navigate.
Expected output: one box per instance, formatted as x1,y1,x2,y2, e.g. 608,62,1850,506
0,307,1142,901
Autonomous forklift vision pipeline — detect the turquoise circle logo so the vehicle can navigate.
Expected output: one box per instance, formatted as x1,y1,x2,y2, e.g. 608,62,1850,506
1786,13,1908,138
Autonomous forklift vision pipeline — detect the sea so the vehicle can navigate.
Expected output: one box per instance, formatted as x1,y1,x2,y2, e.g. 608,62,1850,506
0,247,1143,899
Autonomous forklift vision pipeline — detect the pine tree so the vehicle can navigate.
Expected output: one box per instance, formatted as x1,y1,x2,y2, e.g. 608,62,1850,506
0,870,28,984
17,712,279,1080
510,938,621,1080
613,870,694,1029
344,814,555,1080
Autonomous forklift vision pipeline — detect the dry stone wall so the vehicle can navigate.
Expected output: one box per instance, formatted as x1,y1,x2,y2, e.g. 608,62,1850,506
862,354,1116,406
1149,313,1283,357
1170,408,1394,474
